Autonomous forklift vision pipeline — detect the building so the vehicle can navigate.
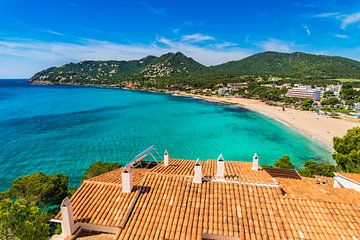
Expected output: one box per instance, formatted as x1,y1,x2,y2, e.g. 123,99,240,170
286,85,321,101
218,87,232,96
355,102,360,112
53,148,360,240
326,84,343,96
334,172,360,191
227,82,248,91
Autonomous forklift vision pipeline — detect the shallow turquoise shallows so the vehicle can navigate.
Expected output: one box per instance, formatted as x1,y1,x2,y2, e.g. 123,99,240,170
0,79,332,190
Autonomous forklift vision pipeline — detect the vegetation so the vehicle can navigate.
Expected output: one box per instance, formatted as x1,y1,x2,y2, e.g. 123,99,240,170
301,98,314,110
30,51,360,88
0,198,50,240
274,156,294,169
321,97,340,107
333,127,360,173
0,173,69,206
298,161,336,177
82,161,121,181
210,51,360,79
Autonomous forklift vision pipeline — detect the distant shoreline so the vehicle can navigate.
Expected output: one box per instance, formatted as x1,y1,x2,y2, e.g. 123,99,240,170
29,81,360,150
167,91,360,151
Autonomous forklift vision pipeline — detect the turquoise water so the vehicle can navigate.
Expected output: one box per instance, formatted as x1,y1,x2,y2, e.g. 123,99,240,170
0,79,332,190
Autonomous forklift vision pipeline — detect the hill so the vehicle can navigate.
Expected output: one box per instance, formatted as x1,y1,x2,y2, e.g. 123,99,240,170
210,51,360,79
30,51,360,86
29,52,205,86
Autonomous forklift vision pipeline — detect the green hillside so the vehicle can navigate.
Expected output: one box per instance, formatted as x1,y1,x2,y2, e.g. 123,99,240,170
30,51,360,86
211,51,360,79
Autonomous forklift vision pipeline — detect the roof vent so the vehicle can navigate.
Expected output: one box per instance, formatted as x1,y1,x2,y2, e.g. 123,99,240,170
315,176,328,185
216,153,225,178
122,165,133,193
193,159,202,184
164,149,169,166
252,153,259,171
60,197,76,236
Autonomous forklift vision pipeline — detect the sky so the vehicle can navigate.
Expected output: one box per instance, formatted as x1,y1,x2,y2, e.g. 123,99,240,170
1,0,360,78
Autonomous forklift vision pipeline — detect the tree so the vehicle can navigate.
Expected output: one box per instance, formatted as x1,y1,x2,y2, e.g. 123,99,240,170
82,161,121,181
6,173,68,205
321,97,340,106
298,160,336,177
274,156,294,169
323,91,334,98
0,198,50,240
333,127,360,173
301,98,314,110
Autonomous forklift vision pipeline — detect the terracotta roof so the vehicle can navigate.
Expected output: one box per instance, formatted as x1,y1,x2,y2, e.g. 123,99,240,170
56,181,140,227
151,159,275,184
58,158,360,239
336,172,360,184
278,177,360,203
116,173,360,240
87,168,148,186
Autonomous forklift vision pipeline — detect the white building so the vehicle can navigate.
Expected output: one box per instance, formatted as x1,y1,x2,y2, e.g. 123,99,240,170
333,172,360,192
286,85,321,101
355,103,360,112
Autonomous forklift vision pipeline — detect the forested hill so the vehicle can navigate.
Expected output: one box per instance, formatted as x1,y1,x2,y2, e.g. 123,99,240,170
210,51,360,79
29,51,360,86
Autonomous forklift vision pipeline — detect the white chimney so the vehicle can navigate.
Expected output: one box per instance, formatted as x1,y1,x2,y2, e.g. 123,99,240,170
61,197,76,236
164,149,169,166
252,153,259,171
122,165,133,193
216,153,225,178
193,159,202,184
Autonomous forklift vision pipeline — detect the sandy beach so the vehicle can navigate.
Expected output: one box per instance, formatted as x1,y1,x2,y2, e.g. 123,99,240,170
172,91,360,150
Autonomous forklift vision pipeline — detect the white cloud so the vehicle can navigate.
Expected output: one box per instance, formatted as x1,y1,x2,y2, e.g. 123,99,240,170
181,33,215,43
334,34,349,39
314,12,340,18
0,37,252,77
259,38,295,52
212,42,238,48
40,30,64,36
139,1,166,15
341,12,360,29
302,25,311,36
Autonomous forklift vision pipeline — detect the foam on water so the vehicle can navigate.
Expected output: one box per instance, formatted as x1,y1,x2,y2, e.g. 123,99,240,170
0,80,332,190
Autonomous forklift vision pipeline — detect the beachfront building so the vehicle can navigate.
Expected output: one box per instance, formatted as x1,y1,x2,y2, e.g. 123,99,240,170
286,85,321,101
355,102,360,112
52,148,360,240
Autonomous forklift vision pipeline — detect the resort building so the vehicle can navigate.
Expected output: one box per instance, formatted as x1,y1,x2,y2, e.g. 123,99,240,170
286,85,321,101
53,148,360,240
355,102,360,112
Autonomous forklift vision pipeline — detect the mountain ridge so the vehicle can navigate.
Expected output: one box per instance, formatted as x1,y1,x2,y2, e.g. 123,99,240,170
29,51,360,86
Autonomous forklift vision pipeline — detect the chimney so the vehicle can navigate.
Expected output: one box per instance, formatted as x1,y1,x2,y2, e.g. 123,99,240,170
216,153,225,178
122,165,133,193
61,197,76,236
193,159,202,184
164,149,169,166
252,153,259,171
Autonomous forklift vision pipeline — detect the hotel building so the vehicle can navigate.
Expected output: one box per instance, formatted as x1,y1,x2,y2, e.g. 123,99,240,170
286,85,321,101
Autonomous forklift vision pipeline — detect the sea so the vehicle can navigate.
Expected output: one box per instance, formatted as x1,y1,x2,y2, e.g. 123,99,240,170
0,79,332,190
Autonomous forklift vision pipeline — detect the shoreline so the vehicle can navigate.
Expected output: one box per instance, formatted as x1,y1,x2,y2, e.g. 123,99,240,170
168,91,360,150
30,81,360,151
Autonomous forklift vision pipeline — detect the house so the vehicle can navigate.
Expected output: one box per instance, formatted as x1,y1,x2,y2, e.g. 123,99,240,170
53,148,360,240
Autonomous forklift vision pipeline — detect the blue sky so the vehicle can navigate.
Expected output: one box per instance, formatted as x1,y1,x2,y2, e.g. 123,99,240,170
1,0,360,78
